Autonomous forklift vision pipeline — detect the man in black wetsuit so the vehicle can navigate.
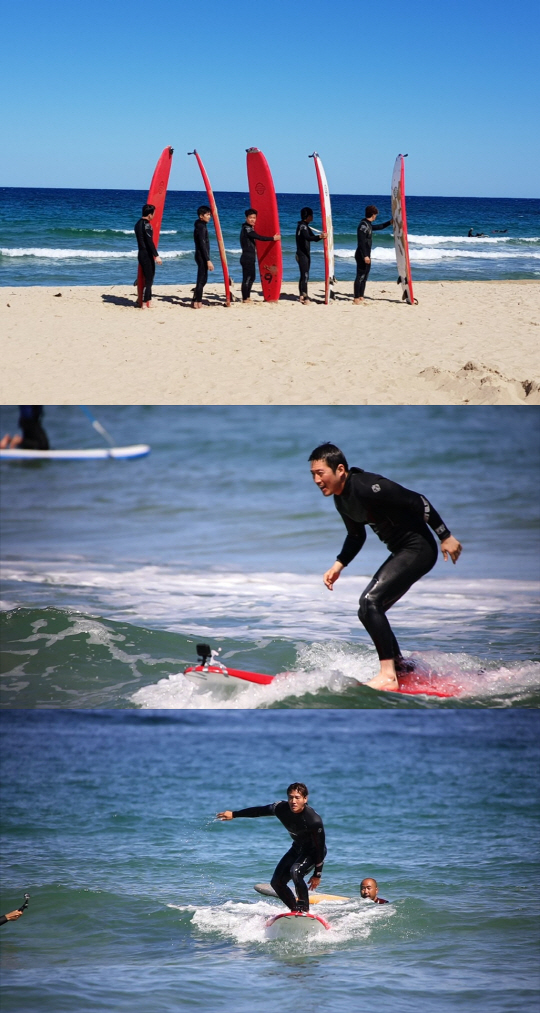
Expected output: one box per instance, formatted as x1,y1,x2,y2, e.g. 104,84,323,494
192,205,214,308
354,204,392,303
240,209,281,302
296,207,325,304
134,204,162,307
217,782,326,913
0,406,49,450
309,443,462,691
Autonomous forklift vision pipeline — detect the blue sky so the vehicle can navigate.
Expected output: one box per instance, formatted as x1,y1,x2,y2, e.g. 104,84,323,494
2,0,538,196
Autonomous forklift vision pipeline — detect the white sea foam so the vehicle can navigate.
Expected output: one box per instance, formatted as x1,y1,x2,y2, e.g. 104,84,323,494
168,896,385,948
333,246,540,263
0,247,192,260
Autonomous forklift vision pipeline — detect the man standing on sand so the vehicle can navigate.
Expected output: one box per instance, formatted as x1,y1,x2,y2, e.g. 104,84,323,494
296,207,326,304
217,782,326,913
354,205,392,303
134,204,162,308
192,205,214,308
240,209,281,303
309,443,462,691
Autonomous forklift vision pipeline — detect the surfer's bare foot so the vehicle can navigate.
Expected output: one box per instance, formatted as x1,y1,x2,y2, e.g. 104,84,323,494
242,298,252,304
299,296,310,304
353,297,364,304
191,301,202,309
366,660,399,691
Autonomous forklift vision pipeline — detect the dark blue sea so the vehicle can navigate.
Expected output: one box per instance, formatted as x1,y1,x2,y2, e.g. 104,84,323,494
0,709,539,1013
1,188,539,287
1,406,539,708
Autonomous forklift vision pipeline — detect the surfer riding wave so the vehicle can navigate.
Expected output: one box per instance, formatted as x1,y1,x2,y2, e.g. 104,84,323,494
217,782,326,913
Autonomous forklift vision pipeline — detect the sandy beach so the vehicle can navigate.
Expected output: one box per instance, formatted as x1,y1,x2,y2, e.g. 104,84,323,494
1,280,539,405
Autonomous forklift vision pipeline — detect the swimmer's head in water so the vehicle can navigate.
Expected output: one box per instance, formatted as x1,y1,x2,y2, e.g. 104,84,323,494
142,204,156,218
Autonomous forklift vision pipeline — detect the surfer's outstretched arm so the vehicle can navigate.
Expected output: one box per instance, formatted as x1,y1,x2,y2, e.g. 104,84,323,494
323,561,344,590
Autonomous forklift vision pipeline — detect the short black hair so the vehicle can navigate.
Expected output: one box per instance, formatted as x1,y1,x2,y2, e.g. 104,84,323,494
301,207,314,220
365,205,378,217
142,204,156,217
245,208,257,217
197,205,211,216
287,782,308,797
308,443,349,472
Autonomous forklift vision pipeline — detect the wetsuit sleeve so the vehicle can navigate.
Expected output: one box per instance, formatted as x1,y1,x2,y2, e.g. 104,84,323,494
0,915,8,925
251,230,275,242
232,804,277,818
309,814,326,874
334,498,367,565
371,220,392,231
143,221,159,258
194,220,210,260
307,226,322,243
359,476,452,541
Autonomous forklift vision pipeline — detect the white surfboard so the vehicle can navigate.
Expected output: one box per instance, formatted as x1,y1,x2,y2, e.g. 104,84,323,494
310,152,335,303
265,910,330,939
391,153,416,304
0,445,151,461
254,883,349,905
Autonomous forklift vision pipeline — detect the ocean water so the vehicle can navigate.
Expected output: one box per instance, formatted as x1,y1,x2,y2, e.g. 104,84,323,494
1,187,539,287
1,406,539,709
0,709,539,1013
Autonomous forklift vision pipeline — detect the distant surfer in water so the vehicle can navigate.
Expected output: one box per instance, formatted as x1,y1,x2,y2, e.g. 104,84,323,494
217,782,326,913
192,206,214,308
134,204,162,308
240,209,281,302
360,878,389,904
309,443,462,691
0,406,49,450
354,205,392,303
296,208,326,304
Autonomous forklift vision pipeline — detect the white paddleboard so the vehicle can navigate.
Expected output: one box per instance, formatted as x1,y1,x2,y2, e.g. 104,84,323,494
391,154,416,304
0,445,151,461
265,910,330,939
255,883,349,905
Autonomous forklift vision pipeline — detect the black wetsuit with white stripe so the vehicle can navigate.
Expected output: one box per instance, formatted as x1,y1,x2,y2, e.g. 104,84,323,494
232,801,326,912
334,468,452,661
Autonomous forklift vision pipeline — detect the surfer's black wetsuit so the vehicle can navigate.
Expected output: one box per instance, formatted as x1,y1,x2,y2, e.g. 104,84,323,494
240,222,275,300
135,217,159,303
193,218,211,302
18,406,49,450
354,217,392,299
232,801,326,912
296,221,322,297
334,468,452,661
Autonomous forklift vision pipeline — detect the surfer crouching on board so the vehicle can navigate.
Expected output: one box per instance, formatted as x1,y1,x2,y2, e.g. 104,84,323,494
310,443,462,691
134,204,162,308
296,208,326,304
217,783,326,913
240,209,281,302
0,406,49,450
354,205,392,304
192,206,214,308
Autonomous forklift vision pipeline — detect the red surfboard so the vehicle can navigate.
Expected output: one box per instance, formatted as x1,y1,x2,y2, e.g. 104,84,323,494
265,911,330,936
137,146,174,306
246,148,282,302
184,662,274,687
395,668,462,698
188,150,231,306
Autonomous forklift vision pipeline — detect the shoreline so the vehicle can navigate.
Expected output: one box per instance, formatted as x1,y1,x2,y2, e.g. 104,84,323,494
2,281,539,405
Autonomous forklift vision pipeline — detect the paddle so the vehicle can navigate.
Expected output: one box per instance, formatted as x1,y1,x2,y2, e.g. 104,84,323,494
79,407,116,448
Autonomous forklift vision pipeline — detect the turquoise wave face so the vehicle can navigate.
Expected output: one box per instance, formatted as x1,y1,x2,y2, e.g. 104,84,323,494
2,607,539,708
1,710,539,1013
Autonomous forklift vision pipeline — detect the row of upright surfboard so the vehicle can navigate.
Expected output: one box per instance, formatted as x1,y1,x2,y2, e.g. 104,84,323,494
137,147,416,307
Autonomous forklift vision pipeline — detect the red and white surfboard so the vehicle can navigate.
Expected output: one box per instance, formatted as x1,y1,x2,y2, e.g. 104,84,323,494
189,150,231,306
310,152,335,304
265,911,330,938
246,148,282,302
184,662,274,688
391,153,416,305
137,146,174,306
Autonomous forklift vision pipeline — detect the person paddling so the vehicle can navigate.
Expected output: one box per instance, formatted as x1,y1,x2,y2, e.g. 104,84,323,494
309,443,462,691
217,782,326,913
